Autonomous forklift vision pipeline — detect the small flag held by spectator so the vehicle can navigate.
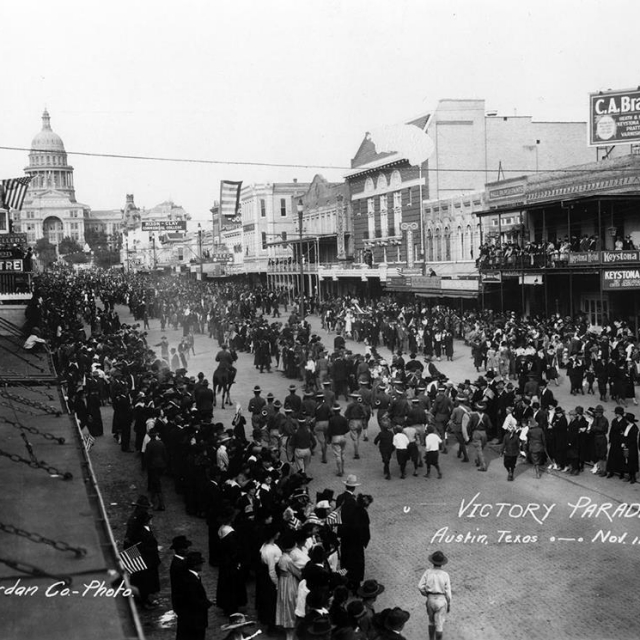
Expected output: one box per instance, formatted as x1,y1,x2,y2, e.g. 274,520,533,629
120,543,147,574
0,176,32,211
82,432,95,452
220,180,242,218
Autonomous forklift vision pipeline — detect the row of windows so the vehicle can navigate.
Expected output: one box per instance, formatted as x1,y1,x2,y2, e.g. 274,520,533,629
31,154,66,166
259,198,289,218
363,170,403,194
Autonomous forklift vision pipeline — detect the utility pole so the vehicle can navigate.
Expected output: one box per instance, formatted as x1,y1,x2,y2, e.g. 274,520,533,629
297,198,305,320
198,223,203,279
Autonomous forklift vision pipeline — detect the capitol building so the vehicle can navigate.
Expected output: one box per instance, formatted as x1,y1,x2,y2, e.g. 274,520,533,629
13,110,190,253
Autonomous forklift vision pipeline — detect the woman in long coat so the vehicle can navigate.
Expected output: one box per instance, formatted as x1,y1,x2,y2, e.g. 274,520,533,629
548,406,568,470
216,507,248,617
607,408,628,478
622,413,639,484
125,510,161,609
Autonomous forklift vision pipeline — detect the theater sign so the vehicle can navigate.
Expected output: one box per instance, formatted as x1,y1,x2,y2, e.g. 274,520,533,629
589,88,640,146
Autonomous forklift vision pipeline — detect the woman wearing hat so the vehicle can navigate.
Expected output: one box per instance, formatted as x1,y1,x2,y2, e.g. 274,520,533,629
606,407,628,478
590,405,609,477
622,413,639,484
418,551,451,640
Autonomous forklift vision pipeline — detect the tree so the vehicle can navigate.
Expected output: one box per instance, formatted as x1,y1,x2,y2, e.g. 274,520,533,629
84,228,109,250
58,236,83,255
34,238,57,269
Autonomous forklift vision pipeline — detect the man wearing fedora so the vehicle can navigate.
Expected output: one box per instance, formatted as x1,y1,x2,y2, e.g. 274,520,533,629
371,607,411,640
357,578,385,636
418,550,452,640
169,535,192,611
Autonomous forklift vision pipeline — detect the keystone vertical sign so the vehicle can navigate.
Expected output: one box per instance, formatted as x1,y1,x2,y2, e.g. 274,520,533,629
589,88,640,146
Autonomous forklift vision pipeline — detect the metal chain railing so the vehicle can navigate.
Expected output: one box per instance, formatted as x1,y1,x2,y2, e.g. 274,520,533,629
0,416,65,444
0,399,48,417
0,557,72,586
0,390,62,416
0,522,86,557
0,448,73,480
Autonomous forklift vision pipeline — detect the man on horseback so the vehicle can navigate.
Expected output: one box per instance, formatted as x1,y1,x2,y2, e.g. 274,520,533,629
212,344,237,407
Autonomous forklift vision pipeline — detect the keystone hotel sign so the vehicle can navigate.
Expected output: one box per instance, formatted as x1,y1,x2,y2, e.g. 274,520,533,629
589,88,640,146
602,268,640,290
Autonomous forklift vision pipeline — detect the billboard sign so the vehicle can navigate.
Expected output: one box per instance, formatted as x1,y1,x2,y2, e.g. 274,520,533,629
602,268,640,290
141,220,187,231
589,89,640,146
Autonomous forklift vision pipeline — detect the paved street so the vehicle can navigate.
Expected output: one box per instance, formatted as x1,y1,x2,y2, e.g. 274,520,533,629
91,307,640,640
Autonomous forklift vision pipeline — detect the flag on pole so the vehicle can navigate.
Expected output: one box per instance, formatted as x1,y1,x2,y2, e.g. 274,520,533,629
220,180,242,218
82,432,96,453
0,176,32,211
120,543,147,574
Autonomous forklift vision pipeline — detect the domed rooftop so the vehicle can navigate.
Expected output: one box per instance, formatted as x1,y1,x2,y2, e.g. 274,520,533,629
31,109,65,152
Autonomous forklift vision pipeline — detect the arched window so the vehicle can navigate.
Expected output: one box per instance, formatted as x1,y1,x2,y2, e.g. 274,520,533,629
466,225,472,259
427,229,433,262
390,170,402,189
364,177,374,194
435,228,441,262
376,173,388,191
458,226,464,260
444,227,451,261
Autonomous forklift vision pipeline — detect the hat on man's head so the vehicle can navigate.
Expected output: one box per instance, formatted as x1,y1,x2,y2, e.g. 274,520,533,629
274,399,282,408
615,406,625,415
131,495,152,509
357,579,385,598
332,404,342,411
220,613,255,631
288,384,297,392
382,608,411,632
346,599,367,619
253,385,262,393
305,615,332,636
343,474,361,487
625,413,638,423
428,550,448,566
170,535,192,550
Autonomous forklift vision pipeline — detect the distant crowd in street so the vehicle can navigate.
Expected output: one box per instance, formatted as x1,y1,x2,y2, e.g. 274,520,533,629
21,266,640,640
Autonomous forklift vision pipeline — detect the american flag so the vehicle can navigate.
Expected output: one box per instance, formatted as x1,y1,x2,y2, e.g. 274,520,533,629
220,180,242,218
120,543,147,574
0,176,32,211
82,432,95,453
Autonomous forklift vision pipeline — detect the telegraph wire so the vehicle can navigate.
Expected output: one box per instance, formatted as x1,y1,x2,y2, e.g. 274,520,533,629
0,144,635,175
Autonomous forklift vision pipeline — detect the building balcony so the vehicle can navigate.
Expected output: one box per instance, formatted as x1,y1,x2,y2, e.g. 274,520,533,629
477,249,640,272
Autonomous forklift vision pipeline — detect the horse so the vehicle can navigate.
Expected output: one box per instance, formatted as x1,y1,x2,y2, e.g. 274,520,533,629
213,364,237,408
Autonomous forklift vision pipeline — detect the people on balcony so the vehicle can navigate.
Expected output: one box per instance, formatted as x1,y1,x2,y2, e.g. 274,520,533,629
477,233,638,269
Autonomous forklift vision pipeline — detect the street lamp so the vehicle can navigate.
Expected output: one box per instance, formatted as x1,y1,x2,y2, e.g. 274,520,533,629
297,197,305,320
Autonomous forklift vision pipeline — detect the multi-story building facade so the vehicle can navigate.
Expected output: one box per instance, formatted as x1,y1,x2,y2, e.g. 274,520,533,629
476,153,640,328
265,174,353,299
346,99,621,300
225,180,310,285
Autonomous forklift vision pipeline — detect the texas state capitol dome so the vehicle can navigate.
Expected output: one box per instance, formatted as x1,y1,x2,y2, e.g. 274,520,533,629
20,110,90,246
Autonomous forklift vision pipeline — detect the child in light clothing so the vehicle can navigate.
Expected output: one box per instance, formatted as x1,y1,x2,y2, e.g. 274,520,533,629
424,425,443,479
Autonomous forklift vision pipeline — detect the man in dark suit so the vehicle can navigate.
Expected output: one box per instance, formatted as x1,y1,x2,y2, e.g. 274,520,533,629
174,551,213,640
169,535,192,611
